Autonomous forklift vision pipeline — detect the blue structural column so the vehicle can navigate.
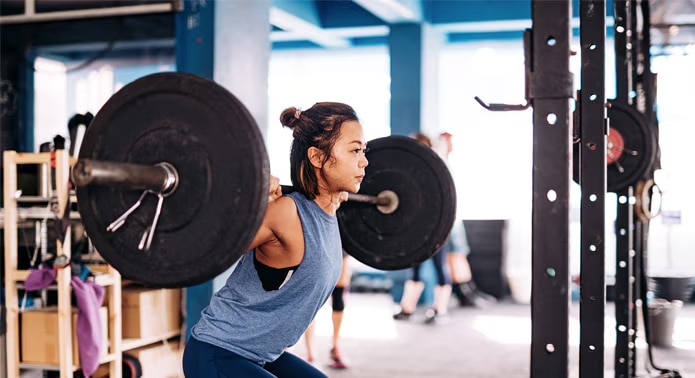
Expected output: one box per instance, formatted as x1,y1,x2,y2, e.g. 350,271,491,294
388,23,440,137
387,22,440,304
19,51,36,152
176,0,270,339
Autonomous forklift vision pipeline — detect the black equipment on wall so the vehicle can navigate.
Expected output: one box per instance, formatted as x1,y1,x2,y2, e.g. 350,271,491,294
463,219,508,299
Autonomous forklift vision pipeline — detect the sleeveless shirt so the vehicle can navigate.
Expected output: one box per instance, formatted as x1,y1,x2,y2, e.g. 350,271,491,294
190,191,343,364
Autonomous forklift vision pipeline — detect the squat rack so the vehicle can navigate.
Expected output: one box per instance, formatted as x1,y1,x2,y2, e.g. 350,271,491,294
525,1,675,377
482,1,668,377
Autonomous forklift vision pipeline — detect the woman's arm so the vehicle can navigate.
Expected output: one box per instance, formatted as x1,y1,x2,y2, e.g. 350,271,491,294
246,175,304,269
247,196,296,252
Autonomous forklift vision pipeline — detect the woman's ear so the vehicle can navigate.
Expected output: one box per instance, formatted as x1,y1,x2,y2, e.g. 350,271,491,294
307,146,324,168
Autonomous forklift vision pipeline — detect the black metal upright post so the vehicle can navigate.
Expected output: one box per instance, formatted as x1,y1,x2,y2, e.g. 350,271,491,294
614,187,635,378
637,0,657,127
612,2,640,377
631,2,660,374
529,1,573,377
578,1,607,378
613,0,632,106
636,0,658,321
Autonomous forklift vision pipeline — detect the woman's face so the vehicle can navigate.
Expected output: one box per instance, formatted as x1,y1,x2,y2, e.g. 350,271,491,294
322,120,369,194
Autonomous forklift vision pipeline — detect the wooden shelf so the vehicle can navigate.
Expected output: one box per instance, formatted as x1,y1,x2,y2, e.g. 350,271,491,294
14,271,120,287
5,151,183,378
19,353,119,372
121,330,181,352
4,150,123,378
0,208,82,228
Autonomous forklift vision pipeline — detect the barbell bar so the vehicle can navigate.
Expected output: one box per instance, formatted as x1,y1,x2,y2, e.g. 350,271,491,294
73,159,395,210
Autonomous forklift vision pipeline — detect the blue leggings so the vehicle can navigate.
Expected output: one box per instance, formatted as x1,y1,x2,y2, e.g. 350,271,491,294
183,337,327,378
412,245,449,286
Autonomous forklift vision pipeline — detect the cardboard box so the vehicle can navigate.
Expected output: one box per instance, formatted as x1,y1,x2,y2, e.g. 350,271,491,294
122,287,182,339
21,306,108,366
131,341,184,378
93,341,184,378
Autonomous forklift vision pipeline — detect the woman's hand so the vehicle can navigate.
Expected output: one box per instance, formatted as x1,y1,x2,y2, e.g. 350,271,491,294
336,191,349,208
268,175,282,203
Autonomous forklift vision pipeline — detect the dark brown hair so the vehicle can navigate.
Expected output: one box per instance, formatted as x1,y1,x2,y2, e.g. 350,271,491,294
280,102,358,199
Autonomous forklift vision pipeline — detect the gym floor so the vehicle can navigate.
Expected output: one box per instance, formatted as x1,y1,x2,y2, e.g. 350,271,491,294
18,292,695,377
296,293,695,378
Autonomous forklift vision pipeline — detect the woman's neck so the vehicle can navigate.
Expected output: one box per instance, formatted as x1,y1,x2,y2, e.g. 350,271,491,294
313,190,341,216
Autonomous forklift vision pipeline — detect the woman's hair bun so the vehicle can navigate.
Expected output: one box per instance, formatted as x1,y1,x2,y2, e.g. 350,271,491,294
280,107,301,129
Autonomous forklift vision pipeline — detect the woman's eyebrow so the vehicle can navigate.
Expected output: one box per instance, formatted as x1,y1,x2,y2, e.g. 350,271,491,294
348,140,366,145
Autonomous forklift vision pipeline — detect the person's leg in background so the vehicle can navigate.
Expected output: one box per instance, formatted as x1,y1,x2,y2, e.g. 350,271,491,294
424,245,452,324
303,320,316,363
329,254,352,369
449,253,496,307
448,221,497,307
393,264,425,320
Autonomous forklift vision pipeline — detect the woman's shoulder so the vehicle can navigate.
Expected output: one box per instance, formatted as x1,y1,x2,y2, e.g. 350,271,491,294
260,195,299,234
268,195,298,214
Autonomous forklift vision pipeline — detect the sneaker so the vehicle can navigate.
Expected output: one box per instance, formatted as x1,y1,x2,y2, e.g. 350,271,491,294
424,308,450,325
466,282,497,303
473,289,498,304
423,308,438,324
392,310,412,320
329,348,348,369
457,282,496,308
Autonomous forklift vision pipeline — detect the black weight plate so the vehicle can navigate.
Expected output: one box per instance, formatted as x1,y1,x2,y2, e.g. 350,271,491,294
338,135,457,270
76,72,269,288
605,104,657,192
573,103,656,193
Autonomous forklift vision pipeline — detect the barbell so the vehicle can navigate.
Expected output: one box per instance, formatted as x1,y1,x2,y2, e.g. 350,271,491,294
71,72,457,288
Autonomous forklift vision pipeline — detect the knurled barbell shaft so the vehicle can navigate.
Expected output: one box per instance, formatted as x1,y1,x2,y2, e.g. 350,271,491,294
72,159,178,195
345,192,391,206
280,185,392,207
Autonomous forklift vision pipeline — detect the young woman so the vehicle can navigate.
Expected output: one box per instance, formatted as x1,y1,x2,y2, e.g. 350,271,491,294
182,102,368,377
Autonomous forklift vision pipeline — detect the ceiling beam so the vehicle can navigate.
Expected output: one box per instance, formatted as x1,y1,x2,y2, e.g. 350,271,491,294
270,0,350,48
0,2,175,24
352,0,422,23
271,25,389,43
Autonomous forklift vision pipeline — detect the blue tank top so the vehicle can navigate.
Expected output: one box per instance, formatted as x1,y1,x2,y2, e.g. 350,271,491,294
190,192,343,364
